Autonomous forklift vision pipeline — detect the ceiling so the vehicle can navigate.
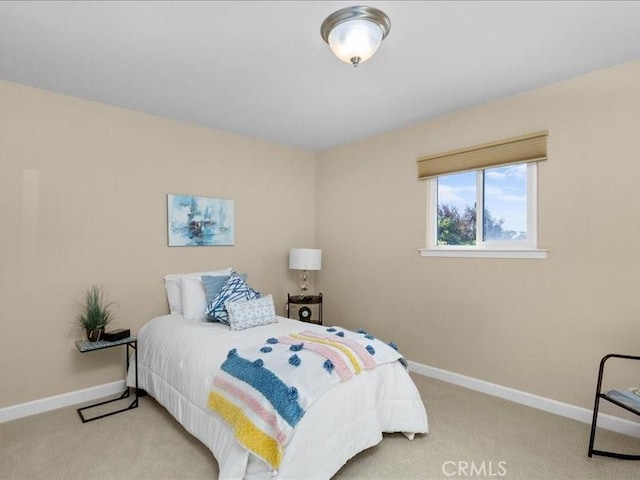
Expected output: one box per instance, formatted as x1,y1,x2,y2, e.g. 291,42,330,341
1,1,639,152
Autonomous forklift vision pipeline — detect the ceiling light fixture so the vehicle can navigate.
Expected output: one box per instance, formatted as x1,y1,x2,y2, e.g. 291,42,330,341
320,5,391,67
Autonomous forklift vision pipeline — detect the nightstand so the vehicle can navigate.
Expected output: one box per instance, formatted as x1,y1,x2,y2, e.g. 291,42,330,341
286,293,323,325
75,336,138,423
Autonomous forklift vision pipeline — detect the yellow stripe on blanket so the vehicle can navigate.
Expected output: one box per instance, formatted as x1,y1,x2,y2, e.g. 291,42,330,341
291,333,362,374
208,391,283,469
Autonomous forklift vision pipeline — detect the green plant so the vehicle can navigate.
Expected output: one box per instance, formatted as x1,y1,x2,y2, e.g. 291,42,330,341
75,285,116,331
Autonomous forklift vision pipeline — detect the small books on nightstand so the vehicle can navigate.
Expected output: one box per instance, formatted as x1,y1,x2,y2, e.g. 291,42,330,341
103,329,130,342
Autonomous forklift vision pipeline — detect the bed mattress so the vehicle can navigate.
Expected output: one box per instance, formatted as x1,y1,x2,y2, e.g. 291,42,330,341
126,314,428,480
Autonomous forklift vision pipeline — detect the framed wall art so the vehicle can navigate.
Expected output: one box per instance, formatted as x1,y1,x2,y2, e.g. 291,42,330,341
167,194,234,246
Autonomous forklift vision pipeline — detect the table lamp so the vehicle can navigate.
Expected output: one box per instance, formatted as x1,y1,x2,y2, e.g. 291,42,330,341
289,248,322,295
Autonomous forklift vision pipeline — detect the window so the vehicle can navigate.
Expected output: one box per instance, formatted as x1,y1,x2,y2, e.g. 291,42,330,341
417,132,548,259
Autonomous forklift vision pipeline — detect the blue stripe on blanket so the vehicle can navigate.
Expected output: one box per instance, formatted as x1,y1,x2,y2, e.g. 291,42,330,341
221,353,305,427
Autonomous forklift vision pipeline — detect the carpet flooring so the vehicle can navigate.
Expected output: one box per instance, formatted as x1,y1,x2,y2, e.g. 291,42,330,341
1,374,639,479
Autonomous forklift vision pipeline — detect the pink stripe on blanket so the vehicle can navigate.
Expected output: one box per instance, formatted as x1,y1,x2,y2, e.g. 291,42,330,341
213,376,287,445
299,330,377,369
277,336,353,381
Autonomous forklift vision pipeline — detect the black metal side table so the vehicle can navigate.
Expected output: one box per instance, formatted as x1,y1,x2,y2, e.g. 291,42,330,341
286,293,323,325
75,336,138,423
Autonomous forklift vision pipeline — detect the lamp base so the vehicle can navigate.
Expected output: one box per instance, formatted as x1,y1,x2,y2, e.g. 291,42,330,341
299,270,309,295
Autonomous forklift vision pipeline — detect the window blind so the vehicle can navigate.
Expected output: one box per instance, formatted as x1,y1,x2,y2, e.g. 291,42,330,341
417,131,548,180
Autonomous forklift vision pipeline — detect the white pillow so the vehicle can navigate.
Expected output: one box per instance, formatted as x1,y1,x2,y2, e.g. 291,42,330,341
181,277,208,321
164,268,232,314
226,294,278,331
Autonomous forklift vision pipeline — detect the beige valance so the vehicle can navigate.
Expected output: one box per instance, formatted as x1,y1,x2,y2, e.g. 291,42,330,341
417,131,548,180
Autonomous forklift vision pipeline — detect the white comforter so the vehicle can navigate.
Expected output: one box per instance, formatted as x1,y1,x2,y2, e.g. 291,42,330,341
126,315,428,480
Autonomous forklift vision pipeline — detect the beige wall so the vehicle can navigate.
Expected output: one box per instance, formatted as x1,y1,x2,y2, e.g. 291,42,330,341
316,61,640,413
3,61,640,419
0,81,316,408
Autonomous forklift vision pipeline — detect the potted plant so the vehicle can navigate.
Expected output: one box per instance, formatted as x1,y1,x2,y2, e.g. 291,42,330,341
75,285,117,342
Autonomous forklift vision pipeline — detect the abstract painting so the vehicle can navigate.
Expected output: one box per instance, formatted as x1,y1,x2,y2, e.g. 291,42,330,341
167,194,234,246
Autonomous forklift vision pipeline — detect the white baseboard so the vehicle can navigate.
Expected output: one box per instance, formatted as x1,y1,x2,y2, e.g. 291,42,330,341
4,363,640,440
408,360,640,439
0,380,126,423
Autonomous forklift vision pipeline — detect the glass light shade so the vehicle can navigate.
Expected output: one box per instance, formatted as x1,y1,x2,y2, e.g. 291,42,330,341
327,19,383,65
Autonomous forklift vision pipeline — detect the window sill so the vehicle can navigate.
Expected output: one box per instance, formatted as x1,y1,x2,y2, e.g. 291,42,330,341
419,248,548,259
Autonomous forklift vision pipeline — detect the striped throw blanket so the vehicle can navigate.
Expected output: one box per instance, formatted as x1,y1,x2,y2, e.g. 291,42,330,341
208,327,404,471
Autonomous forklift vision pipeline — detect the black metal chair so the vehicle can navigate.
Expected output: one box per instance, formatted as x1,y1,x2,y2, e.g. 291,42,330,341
588,353,640,460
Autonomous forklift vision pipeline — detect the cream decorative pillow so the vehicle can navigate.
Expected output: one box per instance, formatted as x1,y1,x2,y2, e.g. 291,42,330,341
164,268,232,314
181,277,208,321
226,294,277,331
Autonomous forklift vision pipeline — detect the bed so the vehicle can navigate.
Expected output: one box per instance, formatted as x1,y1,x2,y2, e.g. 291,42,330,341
126,313,428,480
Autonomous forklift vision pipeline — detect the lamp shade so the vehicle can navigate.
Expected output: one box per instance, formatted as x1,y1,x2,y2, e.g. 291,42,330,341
289,248,322,271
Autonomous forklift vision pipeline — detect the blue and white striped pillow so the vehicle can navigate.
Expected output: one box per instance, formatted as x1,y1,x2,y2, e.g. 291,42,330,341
201,273,247,305
205,271,260,324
